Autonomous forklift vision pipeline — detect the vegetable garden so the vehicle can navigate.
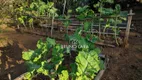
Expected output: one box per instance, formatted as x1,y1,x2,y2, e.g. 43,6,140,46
0,0,142,80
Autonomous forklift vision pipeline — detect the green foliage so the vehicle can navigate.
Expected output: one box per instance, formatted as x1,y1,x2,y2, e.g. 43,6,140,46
22,50,34,60
22,38,64,79
66,27,99,52
12,0,58,29
102,4,127,45
58,70,69,80
22,36,103,79
84,21,92,31
75,50,101,79
59,9,72,34
28,0,58,17
76,6,95,21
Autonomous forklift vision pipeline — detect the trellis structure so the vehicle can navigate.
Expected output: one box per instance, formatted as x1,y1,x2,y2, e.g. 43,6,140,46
39,9,135,47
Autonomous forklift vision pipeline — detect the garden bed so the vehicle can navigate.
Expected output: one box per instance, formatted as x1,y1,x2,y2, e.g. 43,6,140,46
14,54,108,80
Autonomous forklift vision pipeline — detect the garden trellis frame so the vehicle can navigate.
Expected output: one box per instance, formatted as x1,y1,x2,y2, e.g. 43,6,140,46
39,9,135,47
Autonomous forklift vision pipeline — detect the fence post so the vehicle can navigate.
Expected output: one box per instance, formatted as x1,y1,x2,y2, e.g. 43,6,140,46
124,9,134,48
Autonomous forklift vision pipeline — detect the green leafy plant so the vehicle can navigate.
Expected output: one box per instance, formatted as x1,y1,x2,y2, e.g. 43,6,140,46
22,36,103,80
12,0,58,33
59,9,72,34
75,50,101,80
102,4,127,45
14,5,27,29
22,38,64,80
76,5,97,37
110,4,127,45
27,1,58,36
94,0,114,39
93,0,127,45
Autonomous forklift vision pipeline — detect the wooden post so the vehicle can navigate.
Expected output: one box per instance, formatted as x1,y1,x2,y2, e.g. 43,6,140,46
63,0,66,15
124,9,134,48
51,16,55,37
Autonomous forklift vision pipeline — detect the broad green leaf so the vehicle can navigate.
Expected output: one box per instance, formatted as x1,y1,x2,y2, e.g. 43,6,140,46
93,2,100,8
63,20,70,27
37,67,49,76
119,17,126,21
105,0,114,3
28,18,33,23
84,21,91,31
36,39,44,49
26,61,40,71
77,14,86,20
105,24,110,28
115,4,121,14
67,9,72,14
64,34,69,41
24,72,32,80
47,2,54,8
99,18,104,22
108,18,115,24
70,63,77,73
76,6,89,13
18,17,24,24
66,47,71,54
70,63,77,80
46,38,56,46
94,48,101,54
120,11,128,17
100,60,105,69
91,36,98,43
22,50,34,60
58,70,69,80
116,19,122,24
101,8,114,15
33,54,41,62
76,50,101,79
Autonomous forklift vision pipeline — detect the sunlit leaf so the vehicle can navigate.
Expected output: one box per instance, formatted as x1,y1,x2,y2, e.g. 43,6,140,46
76,50,101,79
58,70,69,80
22,50,34,60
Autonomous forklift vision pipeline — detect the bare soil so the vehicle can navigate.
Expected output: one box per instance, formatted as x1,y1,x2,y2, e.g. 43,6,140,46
101,11,142,80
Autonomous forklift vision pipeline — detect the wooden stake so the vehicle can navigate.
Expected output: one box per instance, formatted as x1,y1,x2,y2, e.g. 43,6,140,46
124,9,134,48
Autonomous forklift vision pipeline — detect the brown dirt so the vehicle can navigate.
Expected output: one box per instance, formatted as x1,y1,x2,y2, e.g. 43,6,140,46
0,28,44,80
101,11,142,80
101,35,142,80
